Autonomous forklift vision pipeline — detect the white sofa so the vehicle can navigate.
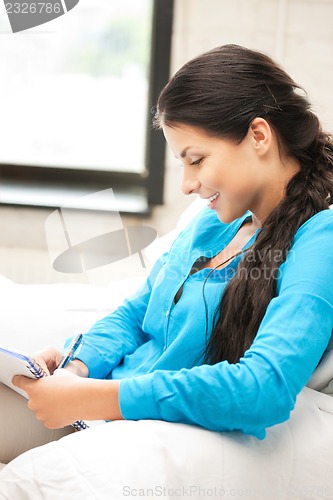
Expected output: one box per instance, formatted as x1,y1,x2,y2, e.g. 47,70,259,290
0,201,333,498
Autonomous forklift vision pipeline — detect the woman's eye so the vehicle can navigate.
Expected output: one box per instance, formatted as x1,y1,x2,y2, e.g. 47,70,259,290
190,158,203,166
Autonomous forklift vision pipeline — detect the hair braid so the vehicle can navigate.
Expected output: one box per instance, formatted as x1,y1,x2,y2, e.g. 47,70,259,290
206,115,333,364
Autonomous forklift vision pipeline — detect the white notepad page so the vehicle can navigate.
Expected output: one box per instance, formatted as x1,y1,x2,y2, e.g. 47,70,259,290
0,345,45,399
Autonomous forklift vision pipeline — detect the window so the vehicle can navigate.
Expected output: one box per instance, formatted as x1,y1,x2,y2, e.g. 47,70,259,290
0,0,174,213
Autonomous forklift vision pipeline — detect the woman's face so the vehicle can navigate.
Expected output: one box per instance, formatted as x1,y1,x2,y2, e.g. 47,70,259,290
163,122,267,224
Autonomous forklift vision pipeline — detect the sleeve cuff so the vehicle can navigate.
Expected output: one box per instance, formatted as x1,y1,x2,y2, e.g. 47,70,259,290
74,345,107,379
119,374,161,421
63,336,114,379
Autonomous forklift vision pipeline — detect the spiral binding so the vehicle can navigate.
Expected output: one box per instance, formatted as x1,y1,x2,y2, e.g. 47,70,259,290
72,420,89,431
25,359,47,379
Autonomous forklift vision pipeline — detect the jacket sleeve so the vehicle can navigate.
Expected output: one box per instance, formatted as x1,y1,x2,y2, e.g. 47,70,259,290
118,212,333,438
64,252,169,379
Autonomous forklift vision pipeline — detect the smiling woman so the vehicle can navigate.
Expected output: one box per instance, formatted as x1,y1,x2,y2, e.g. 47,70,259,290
155,44,333,363
1,44,333,499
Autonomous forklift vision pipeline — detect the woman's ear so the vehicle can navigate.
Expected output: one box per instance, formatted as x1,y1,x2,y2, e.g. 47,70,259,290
249,117,272,155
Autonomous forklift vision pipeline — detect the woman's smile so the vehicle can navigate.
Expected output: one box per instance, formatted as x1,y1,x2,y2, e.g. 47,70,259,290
203,191,220,209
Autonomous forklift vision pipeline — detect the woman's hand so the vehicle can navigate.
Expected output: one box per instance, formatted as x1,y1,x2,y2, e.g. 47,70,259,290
12,370,123,429
13,369,84,428
32,348,89,377
32,347,63,376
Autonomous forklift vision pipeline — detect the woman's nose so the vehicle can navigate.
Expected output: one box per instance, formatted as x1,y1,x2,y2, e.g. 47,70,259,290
181,168,200,195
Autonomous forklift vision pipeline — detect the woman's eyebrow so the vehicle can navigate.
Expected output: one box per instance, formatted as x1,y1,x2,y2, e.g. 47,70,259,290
180,147,191,158
176,146,204,159
173,147,191,160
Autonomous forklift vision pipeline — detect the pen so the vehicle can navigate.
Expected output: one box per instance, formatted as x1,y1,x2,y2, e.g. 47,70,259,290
58,333,84,369
57,333,89,431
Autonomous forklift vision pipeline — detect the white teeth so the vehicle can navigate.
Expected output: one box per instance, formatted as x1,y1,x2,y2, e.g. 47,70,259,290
208,192,219,202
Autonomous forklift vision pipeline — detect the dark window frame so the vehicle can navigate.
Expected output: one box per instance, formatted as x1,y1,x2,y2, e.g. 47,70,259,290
0,0,174,215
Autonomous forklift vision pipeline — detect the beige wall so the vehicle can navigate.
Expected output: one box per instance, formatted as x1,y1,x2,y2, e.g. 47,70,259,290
170,0,333,129
161,0,333,228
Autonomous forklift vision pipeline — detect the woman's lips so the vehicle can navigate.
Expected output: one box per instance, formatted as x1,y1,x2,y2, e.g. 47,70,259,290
206,192,220,209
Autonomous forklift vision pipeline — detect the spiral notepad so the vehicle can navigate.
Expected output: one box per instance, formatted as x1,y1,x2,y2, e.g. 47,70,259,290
0,345,88,431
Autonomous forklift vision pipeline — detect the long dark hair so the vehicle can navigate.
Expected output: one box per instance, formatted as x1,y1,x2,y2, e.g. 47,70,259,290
154,44,333,364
